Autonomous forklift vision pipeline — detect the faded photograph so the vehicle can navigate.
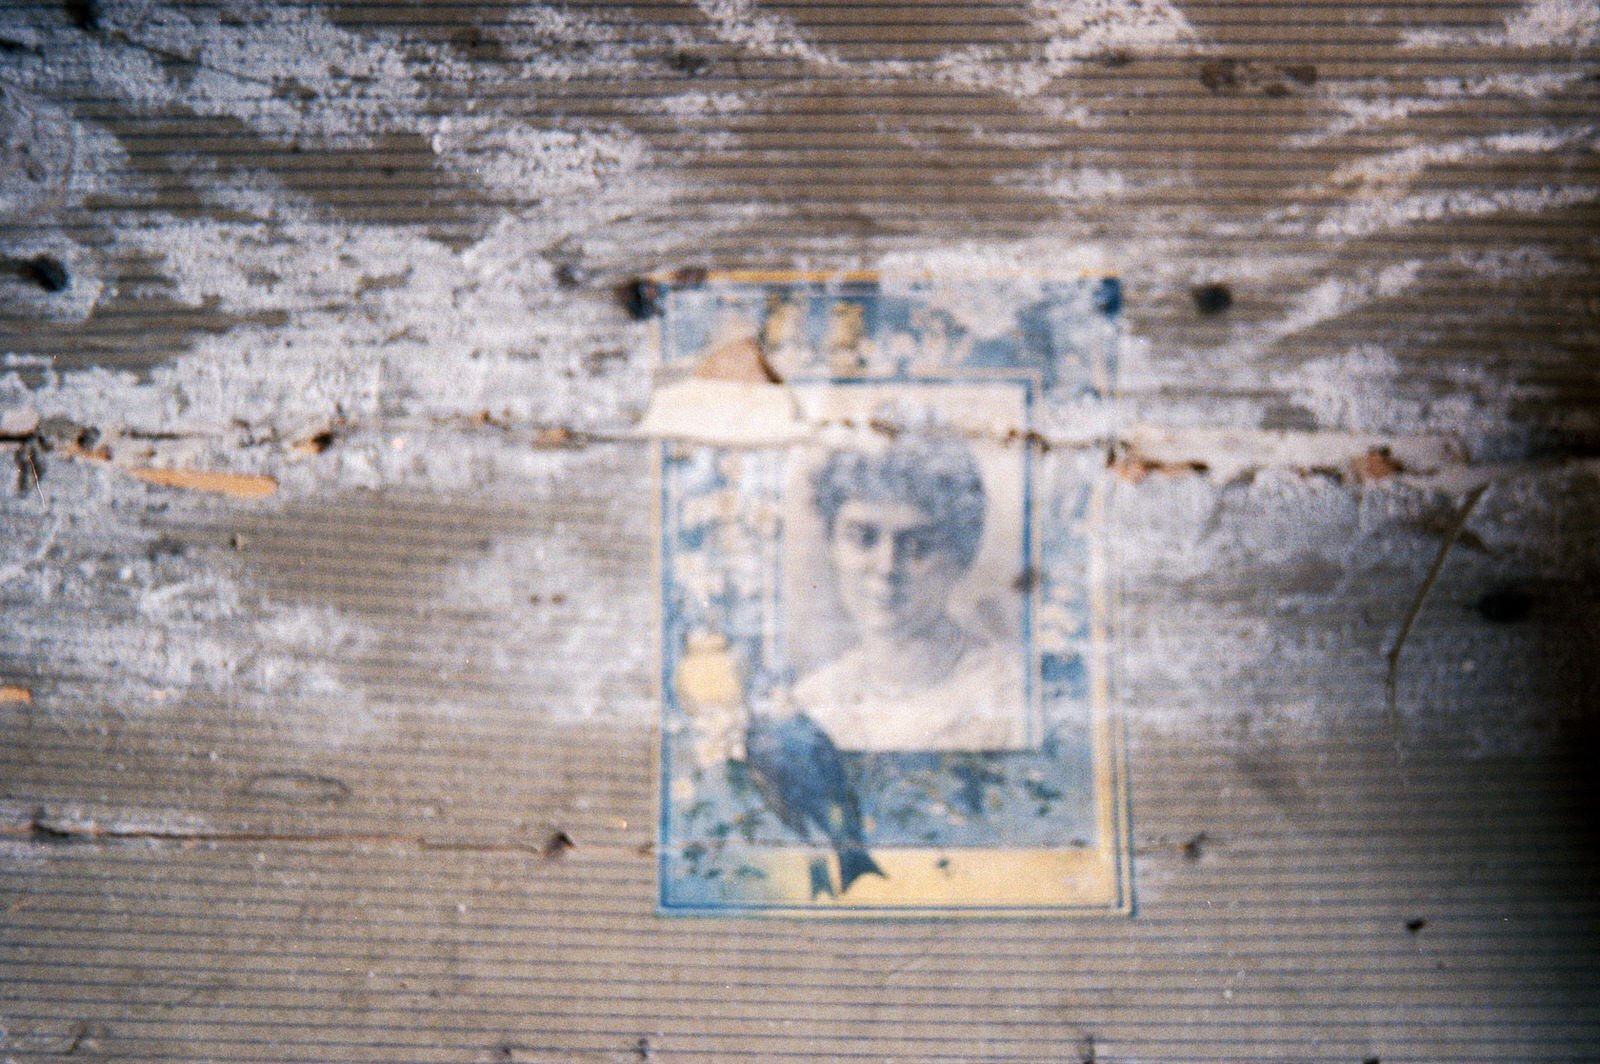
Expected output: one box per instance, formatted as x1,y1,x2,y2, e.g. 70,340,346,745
658,278,1125,914
783,386,1031,751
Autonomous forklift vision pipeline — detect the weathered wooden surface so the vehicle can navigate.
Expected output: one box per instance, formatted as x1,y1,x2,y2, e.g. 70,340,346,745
3,0,1599,1059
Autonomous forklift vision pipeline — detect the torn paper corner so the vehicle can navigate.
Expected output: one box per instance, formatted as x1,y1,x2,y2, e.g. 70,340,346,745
635,378,811,447
692,336,780,384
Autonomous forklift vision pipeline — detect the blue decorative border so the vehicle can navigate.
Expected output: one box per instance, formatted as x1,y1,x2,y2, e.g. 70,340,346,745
654,275,1123,915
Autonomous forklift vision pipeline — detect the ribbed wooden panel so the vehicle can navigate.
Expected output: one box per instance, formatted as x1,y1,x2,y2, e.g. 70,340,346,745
2,0,1598,1060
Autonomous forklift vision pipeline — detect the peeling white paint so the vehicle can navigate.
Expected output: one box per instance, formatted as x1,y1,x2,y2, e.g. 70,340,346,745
0,461,382,742
0,0,1591,763
1252,261,1424,349
1316,185,1600,240
925,0,1196,98
1423,69,1590,100
997,164,1136,201
1293,69,1589,147
657,91,752,118
429,120,655,203
688,0,1196,106
1325,127,1595,189
1402,0,1600,49
693,0,836,66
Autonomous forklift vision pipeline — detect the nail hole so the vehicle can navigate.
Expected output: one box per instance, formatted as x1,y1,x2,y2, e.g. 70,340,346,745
63,0,99,31
1475,587,1534,624
1191,283,1232,315
621,279,662,321
19,255,70,293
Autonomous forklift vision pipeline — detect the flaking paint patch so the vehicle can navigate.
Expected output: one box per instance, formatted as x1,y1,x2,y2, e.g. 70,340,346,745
693,0,835,65
429,120,654,203
858,225,1571,481
1401,0,1600,49
0,91,137,229
1267,345,1521,442
1114,460,1597,749
1325,127,1596,189
1445,246,1574,281
0,0,681,227
657,91,752,118
1246,261,1424,352
0,0,723,747
483,5,648,82
1,0,1591,766
16,201,683,470
997,165,1137,202
1316,185,1600,240
1292,70,1590,147
0,463,381,743
0,87,83,219
1,1,450,148
688,0,1196,107
1424,69,1590,99
919,0,1196,98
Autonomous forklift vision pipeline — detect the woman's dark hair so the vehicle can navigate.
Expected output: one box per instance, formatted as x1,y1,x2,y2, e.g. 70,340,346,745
810,434,986,570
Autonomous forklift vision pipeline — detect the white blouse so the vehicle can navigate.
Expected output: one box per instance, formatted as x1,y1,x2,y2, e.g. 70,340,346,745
793,636,1029,752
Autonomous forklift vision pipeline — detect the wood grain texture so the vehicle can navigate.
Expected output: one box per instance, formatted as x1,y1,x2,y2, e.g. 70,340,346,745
3,0,1599,1059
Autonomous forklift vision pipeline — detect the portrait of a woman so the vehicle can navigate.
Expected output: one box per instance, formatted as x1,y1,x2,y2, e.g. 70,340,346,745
792,431,1028,752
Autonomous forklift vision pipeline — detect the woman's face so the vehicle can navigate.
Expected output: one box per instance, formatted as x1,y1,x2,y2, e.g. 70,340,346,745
828,498,964,639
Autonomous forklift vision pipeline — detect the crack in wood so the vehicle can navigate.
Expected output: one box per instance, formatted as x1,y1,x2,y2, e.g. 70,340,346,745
4,816,601,856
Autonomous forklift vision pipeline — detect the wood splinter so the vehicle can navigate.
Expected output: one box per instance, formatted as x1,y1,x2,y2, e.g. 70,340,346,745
126,467,279,499
64,443,278,498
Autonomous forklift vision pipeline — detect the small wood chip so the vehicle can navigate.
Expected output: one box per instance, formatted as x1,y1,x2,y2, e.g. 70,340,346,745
126,467,278,499
291,430,335,455
1348,447,1404,483
1109,455,1207,483
64,441,112,462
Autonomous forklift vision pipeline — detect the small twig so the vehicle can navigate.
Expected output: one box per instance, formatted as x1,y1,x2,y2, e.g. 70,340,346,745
25,447,43,502
1385,483,1488,748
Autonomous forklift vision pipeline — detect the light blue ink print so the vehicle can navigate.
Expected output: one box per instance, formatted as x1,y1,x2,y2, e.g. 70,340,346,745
656,273,1130,916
